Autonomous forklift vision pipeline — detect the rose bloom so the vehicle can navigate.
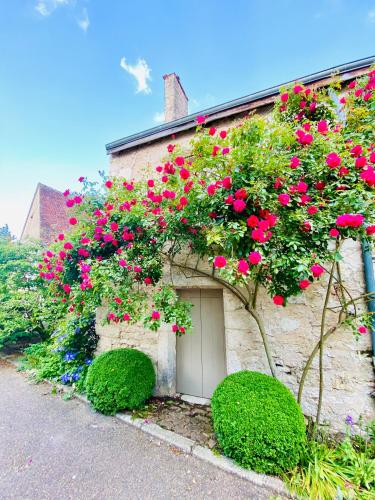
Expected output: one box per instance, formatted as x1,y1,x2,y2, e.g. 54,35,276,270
311,263,325,278
196,115,205,124
219,130,227,139
366,225,375,235
180,168,190,180
336,213,365,227
326,152,341,168
238,259,249,275
307,205,318,215
315,180,325,190
329,228,340,238
175,156,185,166
293,84,303,94
278,193,291,206
214,256,227,268
248,251,262,265
233,199,246,213
360,166,375,186
280,92,289,103
350,144,363,157
273,295,284,306
222,176,232,189
317,120,328,134
247,215,259,227
299,279,310,289
209,127,216,136
355,156,367,168
151,310,160,320
358,326,368,335
290,156,300,169
105,180,113,188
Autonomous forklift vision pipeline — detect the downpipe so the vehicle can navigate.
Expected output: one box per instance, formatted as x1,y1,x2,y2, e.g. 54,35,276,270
361,239,375,365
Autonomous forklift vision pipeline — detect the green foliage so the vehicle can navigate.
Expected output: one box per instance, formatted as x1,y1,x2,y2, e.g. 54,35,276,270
211,371,306,474
85,348,155,415
0,239,50,350
285,423,375,499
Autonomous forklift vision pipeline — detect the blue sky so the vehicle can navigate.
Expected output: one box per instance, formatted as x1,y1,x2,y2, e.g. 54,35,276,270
0,0,374,237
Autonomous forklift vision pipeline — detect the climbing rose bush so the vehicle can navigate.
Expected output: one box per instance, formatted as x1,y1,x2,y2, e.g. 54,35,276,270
38,68,374,386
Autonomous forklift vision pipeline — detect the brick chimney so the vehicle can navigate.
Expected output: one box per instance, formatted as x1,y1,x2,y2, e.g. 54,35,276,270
163,73,188,122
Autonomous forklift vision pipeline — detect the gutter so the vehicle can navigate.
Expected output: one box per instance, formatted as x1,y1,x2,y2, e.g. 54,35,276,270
106,55,375,155
361,240,375,361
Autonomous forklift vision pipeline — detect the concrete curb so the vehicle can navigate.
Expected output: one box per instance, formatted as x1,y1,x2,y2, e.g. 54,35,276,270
1,355,289,497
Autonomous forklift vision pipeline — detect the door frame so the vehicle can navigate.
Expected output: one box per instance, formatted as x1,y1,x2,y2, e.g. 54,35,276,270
174,286,228,398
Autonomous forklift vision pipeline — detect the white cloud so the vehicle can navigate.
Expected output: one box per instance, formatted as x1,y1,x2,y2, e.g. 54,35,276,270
35,0,71,17
368,9,375,22
120,57,152,94
77,7,89,32
153,111,165,124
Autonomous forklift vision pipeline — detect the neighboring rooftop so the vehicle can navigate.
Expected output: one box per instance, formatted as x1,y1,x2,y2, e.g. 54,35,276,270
20,183,70,244
106,55,375,155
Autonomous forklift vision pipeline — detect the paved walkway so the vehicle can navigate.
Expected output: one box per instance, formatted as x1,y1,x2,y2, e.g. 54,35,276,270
0,360,270,500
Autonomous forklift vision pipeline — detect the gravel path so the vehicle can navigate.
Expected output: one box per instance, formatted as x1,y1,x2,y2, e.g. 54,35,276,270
0,360,272,500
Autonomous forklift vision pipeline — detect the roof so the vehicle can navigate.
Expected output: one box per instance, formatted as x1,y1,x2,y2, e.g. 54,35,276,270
20,183,70,244
106,55,375,155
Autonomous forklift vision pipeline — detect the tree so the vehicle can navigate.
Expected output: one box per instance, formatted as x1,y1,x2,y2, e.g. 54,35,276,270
38,67,375,423
0,240,50,350
0,224,13,241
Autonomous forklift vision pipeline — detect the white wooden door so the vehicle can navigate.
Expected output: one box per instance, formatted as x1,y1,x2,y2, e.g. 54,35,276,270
176,289,226,398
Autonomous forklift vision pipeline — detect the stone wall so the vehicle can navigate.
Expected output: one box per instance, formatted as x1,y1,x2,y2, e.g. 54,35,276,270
96,241,374,431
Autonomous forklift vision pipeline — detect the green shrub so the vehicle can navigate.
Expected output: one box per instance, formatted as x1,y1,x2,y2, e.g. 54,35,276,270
211,371,306,475
85,348,155,415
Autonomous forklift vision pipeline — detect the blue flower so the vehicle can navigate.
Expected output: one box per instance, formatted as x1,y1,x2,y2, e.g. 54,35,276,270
61,373,71,384
345,415,354,426
74,327,81,334
64,351,77,362
72,372,80,382
85,359,93,365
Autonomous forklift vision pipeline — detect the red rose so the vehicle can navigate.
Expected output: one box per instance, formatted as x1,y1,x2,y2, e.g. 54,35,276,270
214,256,227,268
151,310,160,320
299,280,310,289
273,295,284,306
238,259,249,275
248,252,262,265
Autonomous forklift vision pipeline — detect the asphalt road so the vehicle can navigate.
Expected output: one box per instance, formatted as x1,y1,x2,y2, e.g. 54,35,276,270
0,360,271,500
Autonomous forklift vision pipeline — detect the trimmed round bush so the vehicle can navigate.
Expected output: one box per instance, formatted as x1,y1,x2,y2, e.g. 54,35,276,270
85,348,155,415
211,371,306,475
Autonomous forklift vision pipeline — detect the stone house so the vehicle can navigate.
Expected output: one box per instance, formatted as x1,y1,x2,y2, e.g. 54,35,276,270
21,183,70,244
99,57,375,430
